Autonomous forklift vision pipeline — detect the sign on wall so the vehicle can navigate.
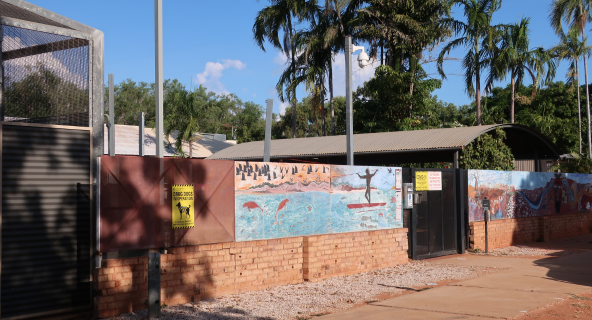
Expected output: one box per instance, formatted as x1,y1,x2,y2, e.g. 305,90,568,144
416,171,442,191
172,185,195,229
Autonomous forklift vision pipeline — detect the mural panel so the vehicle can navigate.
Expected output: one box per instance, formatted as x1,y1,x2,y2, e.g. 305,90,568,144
235,162,403,241
330,166,403,232
235,162,331,241
468,170,592,222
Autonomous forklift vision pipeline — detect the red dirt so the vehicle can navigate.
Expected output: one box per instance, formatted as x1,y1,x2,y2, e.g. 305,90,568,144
511,291,592,320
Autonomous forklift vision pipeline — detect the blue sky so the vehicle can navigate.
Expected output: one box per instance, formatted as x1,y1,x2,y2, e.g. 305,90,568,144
28,0,575,115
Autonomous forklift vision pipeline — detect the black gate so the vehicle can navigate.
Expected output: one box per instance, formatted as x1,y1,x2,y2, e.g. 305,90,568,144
410,168,458,260
1,122,93,319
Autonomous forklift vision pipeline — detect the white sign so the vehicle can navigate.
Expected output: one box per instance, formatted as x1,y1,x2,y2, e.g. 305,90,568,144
395,169,402,190
428,171,442,191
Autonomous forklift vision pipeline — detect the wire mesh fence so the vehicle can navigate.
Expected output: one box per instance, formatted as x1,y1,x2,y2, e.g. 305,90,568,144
1,24,90,126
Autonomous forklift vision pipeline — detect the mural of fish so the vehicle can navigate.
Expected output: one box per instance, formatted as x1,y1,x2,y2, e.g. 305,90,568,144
275,199,289,222
242,201,263,213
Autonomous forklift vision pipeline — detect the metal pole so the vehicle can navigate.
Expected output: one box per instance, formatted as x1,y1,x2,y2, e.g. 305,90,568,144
108,73,115,156
148,252,161,318
155,0,164,158
453,150,459,169
139,112,145,157
264,99,273,162
345,36,354,166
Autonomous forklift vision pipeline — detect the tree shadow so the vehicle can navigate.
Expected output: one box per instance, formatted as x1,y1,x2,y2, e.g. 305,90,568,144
1,124,92,318
98,155,235,313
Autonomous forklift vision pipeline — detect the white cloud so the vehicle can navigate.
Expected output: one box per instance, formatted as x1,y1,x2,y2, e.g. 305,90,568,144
253,93,257,97
329,52,379,97
195,59,246,95
278,101,290,115
273,51,288,65
267,86,278,96
242,87,247,92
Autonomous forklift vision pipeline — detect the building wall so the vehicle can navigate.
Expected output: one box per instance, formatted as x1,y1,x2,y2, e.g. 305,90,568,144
469,213,592,250
94,228,408,318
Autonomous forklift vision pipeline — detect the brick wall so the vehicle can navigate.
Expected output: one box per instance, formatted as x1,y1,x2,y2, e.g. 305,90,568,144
469,212,592,250
94,228,408,318
304,228,408,282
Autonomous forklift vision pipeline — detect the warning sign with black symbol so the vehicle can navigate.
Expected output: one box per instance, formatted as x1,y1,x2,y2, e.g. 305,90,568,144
172,185,194,229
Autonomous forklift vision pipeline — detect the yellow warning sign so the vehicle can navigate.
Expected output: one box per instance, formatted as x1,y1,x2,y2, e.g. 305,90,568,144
415,171,429,191
172,185,194,229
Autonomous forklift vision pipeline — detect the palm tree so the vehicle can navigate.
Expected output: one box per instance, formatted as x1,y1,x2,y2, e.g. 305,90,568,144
438,0,504,126
164,86,202,158
552,27,592,154
550,0,592,157
491,18,555,124
253,0,314,139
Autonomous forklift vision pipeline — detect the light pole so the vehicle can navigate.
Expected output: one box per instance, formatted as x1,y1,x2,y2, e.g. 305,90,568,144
345,36,370,166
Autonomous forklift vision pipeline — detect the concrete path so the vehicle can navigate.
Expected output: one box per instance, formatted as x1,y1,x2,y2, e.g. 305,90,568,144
319,241,592,319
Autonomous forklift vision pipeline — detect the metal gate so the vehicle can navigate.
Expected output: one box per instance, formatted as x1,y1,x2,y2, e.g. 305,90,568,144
0,122,92,319
410,168,458,260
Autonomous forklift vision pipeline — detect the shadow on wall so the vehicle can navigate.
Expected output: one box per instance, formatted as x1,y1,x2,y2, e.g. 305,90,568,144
99,156,236,307
1,124,92,318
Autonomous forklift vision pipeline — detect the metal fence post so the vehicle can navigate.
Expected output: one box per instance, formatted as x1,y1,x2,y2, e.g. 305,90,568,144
264,99,273,162
155,0,164,158
108,73,115,156
148,252,161,318
139,112,145,157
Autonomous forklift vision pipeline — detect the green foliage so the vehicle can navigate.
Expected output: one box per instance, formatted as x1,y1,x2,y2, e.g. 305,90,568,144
235,102,267,144
5,64,88,119
553,153,592,173
459,128,515,170
353,65,441,132
104,79,154,126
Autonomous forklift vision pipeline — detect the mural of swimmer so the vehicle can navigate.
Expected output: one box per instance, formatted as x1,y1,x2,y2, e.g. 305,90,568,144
234,162,403,241
468,169,592,222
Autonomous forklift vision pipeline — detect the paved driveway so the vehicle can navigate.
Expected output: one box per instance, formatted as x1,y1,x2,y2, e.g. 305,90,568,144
319,234,592,319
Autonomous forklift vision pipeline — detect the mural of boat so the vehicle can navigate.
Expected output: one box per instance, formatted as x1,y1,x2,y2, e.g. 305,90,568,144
347,202,386,209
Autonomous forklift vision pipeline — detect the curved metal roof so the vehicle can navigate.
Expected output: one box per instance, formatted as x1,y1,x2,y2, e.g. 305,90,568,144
207,124,560,161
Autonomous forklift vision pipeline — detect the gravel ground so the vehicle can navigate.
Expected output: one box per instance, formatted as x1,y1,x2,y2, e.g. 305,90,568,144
468,245,579,257
108,261,498,320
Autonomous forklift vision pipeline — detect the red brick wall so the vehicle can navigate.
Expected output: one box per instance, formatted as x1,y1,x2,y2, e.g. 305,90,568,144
94,228,408,318
303,228,408,282
469,213,592,250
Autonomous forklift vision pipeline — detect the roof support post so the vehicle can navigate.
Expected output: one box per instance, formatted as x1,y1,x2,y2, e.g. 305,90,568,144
345,36,354,166
453,150,459,169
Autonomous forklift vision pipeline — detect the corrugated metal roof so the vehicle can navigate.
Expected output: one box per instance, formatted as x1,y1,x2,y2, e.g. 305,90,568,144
207,125,506,160
104,124,235,158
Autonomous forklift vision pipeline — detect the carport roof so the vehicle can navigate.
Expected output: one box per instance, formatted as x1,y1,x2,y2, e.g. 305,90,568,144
207,124,560,161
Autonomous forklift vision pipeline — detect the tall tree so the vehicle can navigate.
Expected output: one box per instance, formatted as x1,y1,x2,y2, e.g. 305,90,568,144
491,18,555,123
550,0,592,157
552,27,592,153
253,0,314,138
163,83,202,158
438,0,504,126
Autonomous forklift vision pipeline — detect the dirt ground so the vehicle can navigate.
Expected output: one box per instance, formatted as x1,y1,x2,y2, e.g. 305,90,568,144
511,292,592,320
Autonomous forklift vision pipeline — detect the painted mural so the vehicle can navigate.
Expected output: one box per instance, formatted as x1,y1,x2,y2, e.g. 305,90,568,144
468,169,592,222
235,161,331,241
234,162,403,241
330,166,403,232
